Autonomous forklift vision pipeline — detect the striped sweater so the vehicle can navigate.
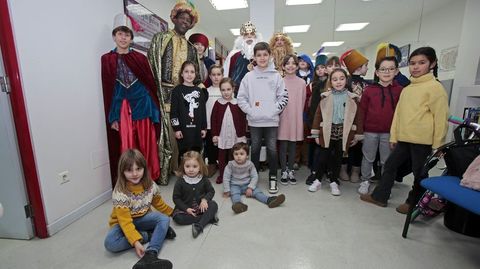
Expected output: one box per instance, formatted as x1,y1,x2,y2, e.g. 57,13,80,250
108,182,173,246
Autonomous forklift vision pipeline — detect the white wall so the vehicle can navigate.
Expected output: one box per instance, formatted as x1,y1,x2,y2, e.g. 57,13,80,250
449,0,480,118
362,0,466,81
8,0,121,234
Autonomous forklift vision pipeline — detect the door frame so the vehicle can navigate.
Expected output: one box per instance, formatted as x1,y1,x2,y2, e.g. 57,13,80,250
0,0,48,238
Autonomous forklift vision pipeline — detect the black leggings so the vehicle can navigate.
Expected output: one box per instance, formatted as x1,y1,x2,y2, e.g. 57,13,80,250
172,200,218,228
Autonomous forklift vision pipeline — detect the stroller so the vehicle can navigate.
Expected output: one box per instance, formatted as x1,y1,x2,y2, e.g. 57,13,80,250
402,116,480,236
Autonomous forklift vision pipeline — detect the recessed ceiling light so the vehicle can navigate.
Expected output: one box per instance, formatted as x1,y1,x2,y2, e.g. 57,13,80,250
292,43,302,47
286,0,323,5
283,25,310,33
336,22,369,31
209,0,248,10
230,28,240,36
312,52,331,56
321,41,344,47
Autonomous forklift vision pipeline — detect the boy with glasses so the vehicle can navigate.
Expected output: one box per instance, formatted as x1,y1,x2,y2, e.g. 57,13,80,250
357,56,404,194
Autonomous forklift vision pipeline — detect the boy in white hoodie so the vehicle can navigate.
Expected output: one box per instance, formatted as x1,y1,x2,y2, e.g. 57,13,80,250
237,42,289,194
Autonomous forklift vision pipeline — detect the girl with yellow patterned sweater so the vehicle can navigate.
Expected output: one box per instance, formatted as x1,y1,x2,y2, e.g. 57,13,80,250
360,47,448,215
104,149,174,269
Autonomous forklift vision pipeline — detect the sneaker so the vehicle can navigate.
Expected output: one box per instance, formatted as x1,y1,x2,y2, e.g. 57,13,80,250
357,181,370,195
308,179,321,192
288,170,297,184
132,250,173,269
192,223,203,238
232,202,248,214
268,176,279,194
305,173,316,185
396,203,410,214
164,226,176,240
329,182,341,196
267,194,286,208
360,194,387,207
280,170,289,185
293,163,300,170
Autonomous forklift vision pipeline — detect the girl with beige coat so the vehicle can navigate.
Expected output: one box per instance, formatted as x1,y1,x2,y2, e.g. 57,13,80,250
307,68,363,195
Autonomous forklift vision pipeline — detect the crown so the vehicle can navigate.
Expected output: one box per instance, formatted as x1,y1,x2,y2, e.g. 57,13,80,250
240,21,256,35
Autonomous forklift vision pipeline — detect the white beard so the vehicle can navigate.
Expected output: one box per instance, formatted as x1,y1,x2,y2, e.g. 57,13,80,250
232,33,263,60
241,38,256,60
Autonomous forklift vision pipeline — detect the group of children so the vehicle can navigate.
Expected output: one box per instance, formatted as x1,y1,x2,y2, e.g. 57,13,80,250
104,24,449,268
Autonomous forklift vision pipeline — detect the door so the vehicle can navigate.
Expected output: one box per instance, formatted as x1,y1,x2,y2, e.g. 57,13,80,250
0,46,34,239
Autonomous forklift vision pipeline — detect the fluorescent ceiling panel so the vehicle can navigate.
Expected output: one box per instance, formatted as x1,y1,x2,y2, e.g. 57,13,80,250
283,25,310,33
286,0,323,5
230,28,240,36
292,43,301,47
336,22,369,31
209,0,248,10
321,41,344,47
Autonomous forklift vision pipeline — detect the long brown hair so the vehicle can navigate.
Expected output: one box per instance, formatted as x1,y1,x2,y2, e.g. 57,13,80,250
175,151,208,177
114,149,152,193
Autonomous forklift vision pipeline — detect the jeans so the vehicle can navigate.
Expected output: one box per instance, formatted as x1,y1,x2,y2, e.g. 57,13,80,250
172,200,218,228
104,211,170,254
279,140,296,171
371,142,431,204
361,132,391,181
250,127,278,177
230,183,269,204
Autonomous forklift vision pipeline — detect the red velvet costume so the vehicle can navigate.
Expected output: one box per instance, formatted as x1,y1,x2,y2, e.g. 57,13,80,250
101,50,161,184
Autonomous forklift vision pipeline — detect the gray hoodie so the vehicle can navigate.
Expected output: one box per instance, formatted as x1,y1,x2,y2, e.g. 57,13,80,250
237,62,288,127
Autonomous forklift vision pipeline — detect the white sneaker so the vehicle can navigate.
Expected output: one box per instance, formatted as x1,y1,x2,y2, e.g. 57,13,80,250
288,170,297,185
268,180,279,194
330,182,341,196
280,171,289,185
358,181,370,195
308,179,321,192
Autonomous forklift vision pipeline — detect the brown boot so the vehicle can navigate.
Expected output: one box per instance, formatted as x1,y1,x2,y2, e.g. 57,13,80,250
267,194,286,208
360,194,387,207
396,203,410,214
207,164,217,177
232,202,248,214
350,166,361,183
339,164,350,181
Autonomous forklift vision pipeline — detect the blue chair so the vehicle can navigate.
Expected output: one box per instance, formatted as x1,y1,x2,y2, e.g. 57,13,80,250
402,176,480,238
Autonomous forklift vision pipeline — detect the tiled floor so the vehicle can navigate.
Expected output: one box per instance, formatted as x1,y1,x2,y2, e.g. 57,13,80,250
1,166,479,269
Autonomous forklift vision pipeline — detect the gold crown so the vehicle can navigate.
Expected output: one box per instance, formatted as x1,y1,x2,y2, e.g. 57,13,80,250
240,21,256,35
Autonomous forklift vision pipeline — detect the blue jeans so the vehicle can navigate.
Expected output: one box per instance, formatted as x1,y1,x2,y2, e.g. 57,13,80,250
104,211,170,254
231,183,269,204
250,126,278,177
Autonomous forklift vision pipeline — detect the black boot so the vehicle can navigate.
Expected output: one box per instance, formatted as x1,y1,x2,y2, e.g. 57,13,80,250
192,223,203,238
165,226,176,240
132,250,172,269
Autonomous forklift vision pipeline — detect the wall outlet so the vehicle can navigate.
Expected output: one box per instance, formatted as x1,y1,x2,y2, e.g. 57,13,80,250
58,171,70,184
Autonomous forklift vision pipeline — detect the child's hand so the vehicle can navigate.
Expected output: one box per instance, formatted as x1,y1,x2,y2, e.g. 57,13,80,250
245,188,253,197
111,121,119,131
315,138,320,145
201,130,207,138
223,192,230,198
175,131,183,139
390,142,396,150
199,199,208,213
133,241,145,258
212,136,219,145
186,208,197,216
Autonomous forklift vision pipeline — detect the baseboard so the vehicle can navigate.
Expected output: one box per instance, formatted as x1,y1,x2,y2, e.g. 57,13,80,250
47,189,111,236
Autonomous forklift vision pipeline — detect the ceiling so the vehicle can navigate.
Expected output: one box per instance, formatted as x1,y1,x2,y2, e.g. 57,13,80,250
192,0,455,58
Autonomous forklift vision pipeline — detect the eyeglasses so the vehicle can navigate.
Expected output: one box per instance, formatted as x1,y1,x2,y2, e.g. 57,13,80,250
377,67,397,73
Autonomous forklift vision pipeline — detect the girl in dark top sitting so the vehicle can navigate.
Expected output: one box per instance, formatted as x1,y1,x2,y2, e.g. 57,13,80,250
172,151,218,238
